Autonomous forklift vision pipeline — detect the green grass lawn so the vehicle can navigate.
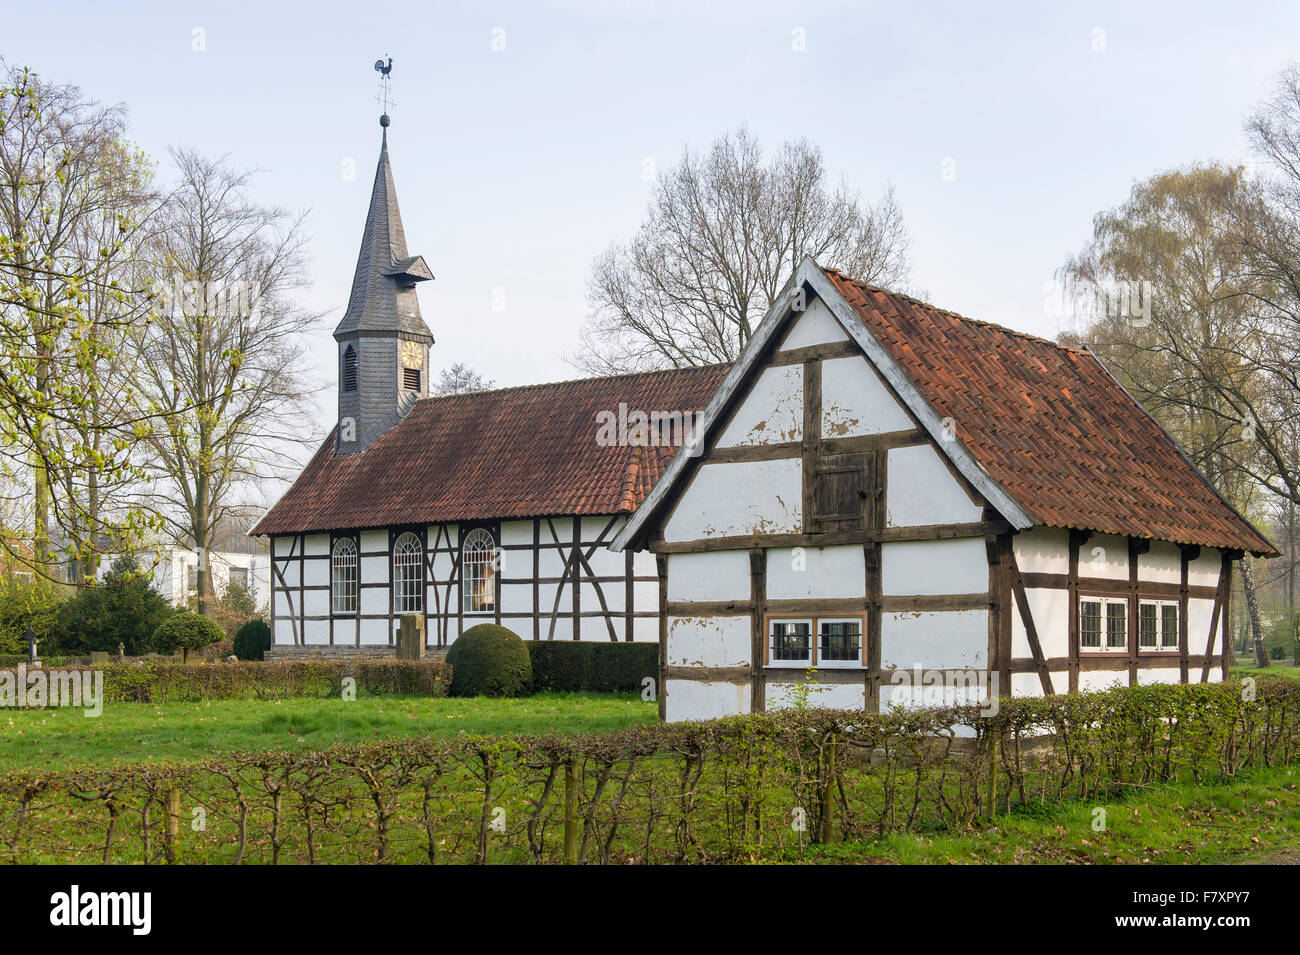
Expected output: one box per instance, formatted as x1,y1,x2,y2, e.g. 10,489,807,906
786,764,1300,865
0,692,656,771
1233,659,1300,682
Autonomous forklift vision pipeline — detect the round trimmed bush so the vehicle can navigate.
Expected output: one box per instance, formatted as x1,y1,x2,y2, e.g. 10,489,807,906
233,619,272,661
446,624,532,697
153,611,224,663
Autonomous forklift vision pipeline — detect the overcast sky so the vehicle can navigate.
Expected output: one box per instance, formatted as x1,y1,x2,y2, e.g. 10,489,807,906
6,0,1300,489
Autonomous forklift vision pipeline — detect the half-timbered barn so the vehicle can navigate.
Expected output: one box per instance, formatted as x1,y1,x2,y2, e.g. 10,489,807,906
613,257,1277,722
252,123,724,654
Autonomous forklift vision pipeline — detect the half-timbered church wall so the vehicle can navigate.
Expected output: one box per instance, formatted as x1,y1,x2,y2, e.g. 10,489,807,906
270,516,660,650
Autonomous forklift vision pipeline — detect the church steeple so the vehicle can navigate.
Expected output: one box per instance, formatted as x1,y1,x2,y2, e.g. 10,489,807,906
333,82,433,454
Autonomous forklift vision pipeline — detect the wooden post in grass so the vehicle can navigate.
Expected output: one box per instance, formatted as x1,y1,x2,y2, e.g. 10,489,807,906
564,758,578,863
166,787,181,862
818,733,836,844
985,730,998,820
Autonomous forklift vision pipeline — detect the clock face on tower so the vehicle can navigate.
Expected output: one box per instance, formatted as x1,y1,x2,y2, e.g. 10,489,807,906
399,340,423,368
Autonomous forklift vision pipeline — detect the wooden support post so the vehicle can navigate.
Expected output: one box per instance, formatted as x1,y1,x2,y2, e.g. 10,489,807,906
656,554,668,722
750,549,767,713
865,542,882,711
1178,545,1197,683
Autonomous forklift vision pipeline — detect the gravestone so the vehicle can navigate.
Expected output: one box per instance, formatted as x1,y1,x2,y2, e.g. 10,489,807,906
395,614,426,660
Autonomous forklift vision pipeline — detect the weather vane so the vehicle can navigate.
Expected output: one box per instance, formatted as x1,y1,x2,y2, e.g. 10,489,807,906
374,55,394,125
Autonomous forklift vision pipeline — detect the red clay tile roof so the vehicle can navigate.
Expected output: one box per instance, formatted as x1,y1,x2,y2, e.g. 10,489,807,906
823,269,1276,555
252,365,727,535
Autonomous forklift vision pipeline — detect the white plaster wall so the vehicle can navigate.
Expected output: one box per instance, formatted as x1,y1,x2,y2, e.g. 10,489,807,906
885,444,981,527
1012,527,1070,575
767,681,865,711
882,538,987,595
1141,542,1182,585
881,609,988,670
664,459,802,541
272,592,293,620
766,545,864,600
360,587,387,616
500,583,532,614
1010,587,1069,659
1188,550,1222,588
360,529,387,552
273,620,294,644
304,533,329,557
1079,534,1128,580
359,618,390,645
666,615,751,668
333,618,357,644
668,551,751,602
1010,672,1069,696
361,555,388,582
585,544,625,578
1187,597,1218,653
501,520,533,546
665,680,751,722
779,297,849,350
303,589,328,617
303,619,329,643
1079,671,1126,693
880,678,988,710
821,356,913,438
580,616,611,641
716,365,802,448
538,548,568,578
303,558,329,588
1136,667,1182,686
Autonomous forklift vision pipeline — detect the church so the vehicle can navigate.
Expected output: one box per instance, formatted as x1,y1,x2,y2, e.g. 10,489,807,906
255,114,1275,723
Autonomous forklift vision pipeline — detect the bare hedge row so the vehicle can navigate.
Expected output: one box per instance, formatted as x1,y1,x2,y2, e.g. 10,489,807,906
1,678,1296,864
0,660,450,702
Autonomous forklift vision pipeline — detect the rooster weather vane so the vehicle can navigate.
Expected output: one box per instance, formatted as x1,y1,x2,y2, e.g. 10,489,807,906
374,56,394,126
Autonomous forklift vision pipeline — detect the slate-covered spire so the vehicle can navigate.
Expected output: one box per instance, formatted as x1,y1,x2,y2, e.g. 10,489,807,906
333,115,434,455
333,121,434,340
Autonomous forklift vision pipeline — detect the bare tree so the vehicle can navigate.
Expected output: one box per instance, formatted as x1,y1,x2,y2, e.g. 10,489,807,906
1058,162,1277,666
572,127,911,374
432,361,494,396
137,148,317,615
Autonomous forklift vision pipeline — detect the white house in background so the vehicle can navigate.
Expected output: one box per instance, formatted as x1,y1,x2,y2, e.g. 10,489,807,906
88,542,270,609
612,257,1277,722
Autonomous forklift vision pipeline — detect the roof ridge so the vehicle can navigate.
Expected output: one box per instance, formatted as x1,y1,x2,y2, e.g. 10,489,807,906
823,268,1090,357
415,361,731,403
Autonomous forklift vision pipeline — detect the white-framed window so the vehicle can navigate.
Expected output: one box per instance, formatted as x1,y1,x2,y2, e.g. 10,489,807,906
1139,599,1179,650
1079,596,1127,652
331,537,358,614
392,532,423,614
229,566,249,590
767,614,865,668
186,564,198,593
461,527,497,613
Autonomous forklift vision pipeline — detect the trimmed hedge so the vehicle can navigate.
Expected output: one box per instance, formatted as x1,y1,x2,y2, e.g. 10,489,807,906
0,659,450,703
528,641,658,693
447,625,532,697
233,620,272,661
0,678,1296,864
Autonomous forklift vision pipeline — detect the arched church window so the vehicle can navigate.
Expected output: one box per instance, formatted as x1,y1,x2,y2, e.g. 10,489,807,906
461,528,497,613
342,345,358,392
331,538,358,614
392,532,423,614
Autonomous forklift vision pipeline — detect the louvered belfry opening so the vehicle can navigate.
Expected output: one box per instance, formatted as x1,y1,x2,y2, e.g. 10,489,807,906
342,345,358,392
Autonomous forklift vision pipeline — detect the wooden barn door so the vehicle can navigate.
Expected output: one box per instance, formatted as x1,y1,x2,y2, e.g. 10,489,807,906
813,450,882,533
